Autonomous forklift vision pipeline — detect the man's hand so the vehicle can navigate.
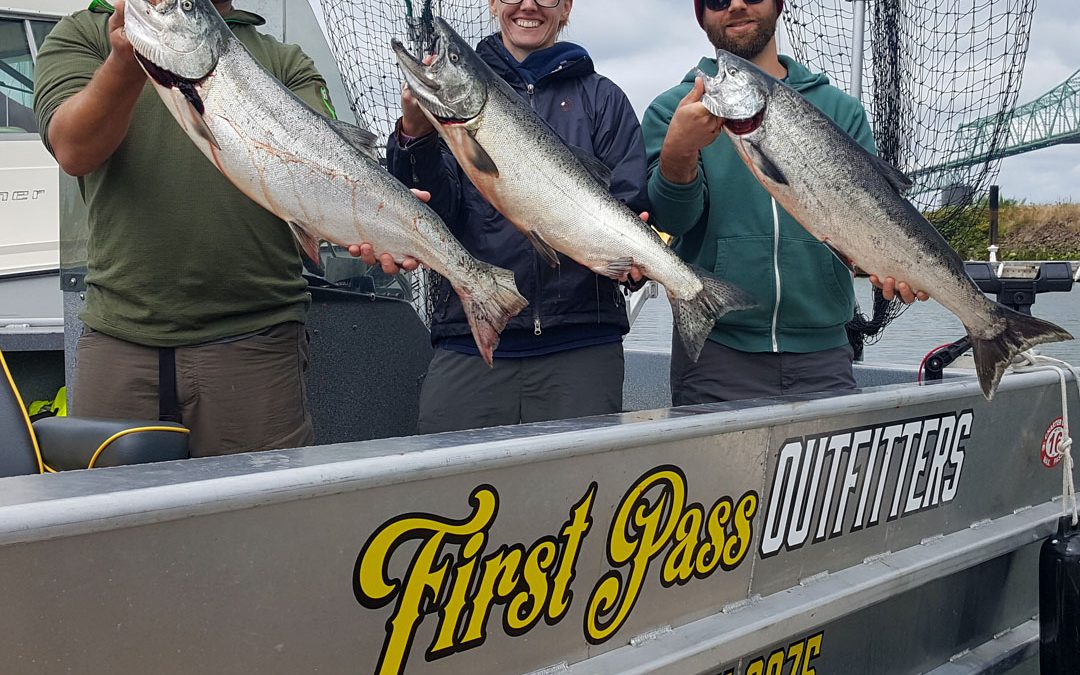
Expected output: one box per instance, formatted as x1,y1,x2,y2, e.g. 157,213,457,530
658,77,725,185
107,1,142,77
345,189,428,274
869,275,930,304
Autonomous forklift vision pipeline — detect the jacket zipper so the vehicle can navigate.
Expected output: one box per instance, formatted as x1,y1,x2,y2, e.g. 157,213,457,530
770,197,781,353
526,83,543,335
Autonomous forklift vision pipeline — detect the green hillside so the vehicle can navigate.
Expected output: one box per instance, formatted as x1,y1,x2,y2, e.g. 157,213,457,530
929,201,1080,260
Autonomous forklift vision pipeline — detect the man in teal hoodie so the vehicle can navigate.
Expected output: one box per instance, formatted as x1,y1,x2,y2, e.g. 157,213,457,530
643,0,924,404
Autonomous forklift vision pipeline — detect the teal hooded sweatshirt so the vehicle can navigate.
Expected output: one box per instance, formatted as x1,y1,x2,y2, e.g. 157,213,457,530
642,55,876,354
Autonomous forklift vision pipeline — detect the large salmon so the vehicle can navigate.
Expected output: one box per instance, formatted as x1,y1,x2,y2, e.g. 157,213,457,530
123,0,527,363
392,18,755,362
699,49,1071,399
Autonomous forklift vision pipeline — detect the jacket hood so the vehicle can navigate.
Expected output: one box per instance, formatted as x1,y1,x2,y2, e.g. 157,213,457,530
478,34,594,86
684,53,830,93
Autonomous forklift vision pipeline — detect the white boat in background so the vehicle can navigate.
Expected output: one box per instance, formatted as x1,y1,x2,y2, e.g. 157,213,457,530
0,2,75,323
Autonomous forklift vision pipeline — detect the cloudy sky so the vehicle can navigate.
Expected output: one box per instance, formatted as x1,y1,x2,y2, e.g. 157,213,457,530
561,0,1079,205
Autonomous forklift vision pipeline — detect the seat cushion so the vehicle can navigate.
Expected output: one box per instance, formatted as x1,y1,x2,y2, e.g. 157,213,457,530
33,417,189,471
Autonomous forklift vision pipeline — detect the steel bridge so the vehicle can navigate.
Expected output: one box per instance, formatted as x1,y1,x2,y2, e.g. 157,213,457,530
909,68,1080,196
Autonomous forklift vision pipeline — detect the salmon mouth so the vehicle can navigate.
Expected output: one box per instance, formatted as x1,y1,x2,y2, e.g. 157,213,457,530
725,108,765,135
135,51,207,115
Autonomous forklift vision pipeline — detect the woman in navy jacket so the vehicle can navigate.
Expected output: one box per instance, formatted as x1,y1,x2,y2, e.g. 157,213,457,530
387,0,649,433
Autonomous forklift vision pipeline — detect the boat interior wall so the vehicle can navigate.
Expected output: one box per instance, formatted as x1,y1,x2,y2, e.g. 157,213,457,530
303,285,433,444
0,348,42,477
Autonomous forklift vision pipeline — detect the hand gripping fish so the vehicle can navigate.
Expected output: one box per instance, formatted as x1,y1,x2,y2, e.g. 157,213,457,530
698,49,1072,400
392,18,755,362
123,0,527,364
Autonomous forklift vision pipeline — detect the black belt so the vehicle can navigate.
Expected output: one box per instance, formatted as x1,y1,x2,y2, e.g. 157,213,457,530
158,347,182,423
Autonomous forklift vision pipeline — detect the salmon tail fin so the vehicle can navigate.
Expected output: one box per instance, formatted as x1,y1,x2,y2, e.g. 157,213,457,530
671,269,756,362
455,263,529,366
969,305,1073,400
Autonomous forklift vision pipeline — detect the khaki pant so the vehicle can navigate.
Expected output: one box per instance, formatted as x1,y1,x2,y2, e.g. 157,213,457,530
72,322,314,457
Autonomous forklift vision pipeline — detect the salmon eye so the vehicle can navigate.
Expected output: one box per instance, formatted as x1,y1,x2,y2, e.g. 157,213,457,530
727,67,738,76
181,0,193,9
449,52,459,63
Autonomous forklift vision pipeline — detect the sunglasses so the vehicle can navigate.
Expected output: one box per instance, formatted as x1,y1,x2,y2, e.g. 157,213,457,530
499,0,564,8
703,0,766,12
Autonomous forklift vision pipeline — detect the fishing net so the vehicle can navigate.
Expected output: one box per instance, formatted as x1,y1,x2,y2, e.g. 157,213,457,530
782,0,1036,352
320,1,493,322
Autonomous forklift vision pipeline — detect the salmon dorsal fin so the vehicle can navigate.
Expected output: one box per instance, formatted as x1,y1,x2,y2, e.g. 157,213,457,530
869,154,913,194
329,119,380,160
569,145,612,189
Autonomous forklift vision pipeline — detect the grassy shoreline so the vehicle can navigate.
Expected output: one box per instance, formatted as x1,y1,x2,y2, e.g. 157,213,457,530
929,201,1080,260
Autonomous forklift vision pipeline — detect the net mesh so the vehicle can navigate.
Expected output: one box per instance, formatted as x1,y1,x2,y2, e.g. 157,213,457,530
318,1,1036,343
783,0,1035,205
320,1,492,322
782,0,1036,349
322,1,493,148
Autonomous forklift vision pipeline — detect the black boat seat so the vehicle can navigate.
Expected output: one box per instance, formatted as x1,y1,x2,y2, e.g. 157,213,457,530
0,348,189,478
33,416,189,472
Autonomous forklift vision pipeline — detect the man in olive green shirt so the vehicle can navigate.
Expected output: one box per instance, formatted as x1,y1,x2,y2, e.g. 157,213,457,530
33,0,408,456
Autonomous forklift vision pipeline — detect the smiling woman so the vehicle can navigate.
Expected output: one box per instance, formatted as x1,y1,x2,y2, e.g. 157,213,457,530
385,0,652,434
490,0,571,61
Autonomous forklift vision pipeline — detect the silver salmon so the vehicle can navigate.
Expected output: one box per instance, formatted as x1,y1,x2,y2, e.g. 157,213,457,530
123,0,527,363
392,18,755,362
698,49,1072,400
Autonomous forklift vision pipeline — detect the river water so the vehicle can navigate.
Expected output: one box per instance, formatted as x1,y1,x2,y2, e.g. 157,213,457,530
626,277,1080,369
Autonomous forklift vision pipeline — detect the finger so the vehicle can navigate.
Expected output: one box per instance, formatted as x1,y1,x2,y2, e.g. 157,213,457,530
630,266,644,282
347,244,362,258
897,281,916,304
917,291,930,302
882,276,896,300
638,211,649,222
681,77,705,106
401,256,420,272
359,243,377,266
868,274,881,289
410,188,432,203
379,253,400,275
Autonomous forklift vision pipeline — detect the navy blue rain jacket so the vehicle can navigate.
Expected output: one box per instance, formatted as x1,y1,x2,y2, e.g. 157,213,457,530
387,35,650,350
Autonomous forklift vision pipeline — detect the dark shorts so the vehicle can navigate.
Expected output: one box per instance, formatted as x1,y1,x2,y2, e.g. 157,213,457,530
72,322,314,457
417,342,624,434
670,332,856,406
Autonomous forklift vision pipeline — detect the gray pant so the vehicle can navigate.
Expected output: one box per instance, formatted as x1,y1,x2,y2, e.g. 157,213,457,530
72,322,314,457
670,333,856,406
417,343,625,434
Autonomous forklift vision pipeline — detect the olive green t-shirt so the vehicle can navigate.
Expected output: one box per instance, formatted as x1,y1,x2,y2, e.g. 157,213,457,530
34,6,335,347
